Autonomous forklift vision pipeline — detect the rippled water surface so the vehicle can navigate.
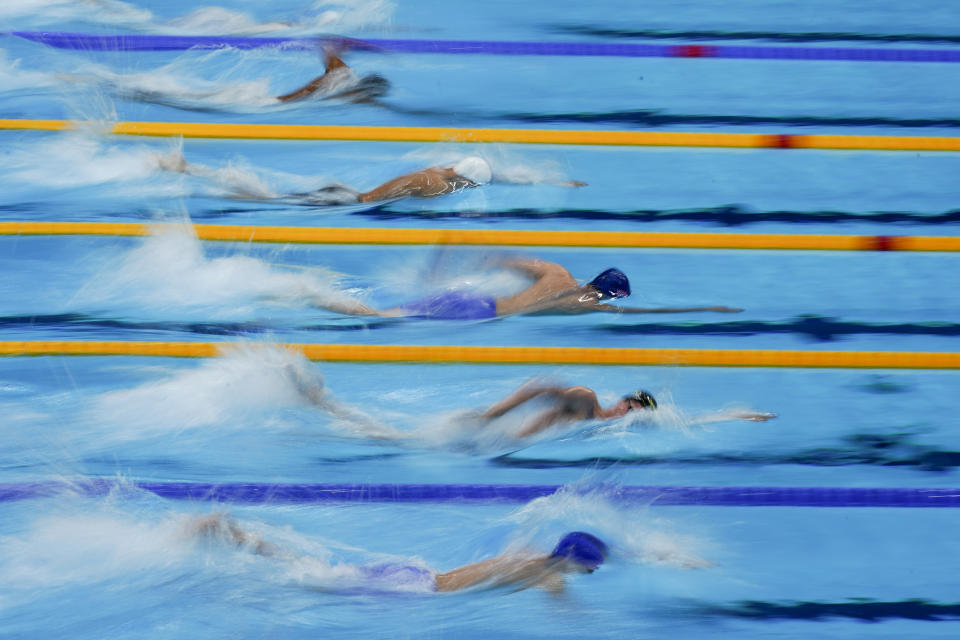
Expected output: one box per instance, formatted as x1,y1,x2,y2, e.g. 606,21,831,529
2,0,960,637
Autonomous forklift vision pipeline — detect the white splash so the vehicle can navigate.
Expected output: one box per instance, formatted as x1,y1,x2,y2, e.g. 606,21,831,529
88,346,324,438
72,226,354,316
505,485,714,570
399,146,582,187
2,0,393,33
0,510,190,591
66,58,282,111
0,49,56,91
0,0,153,28
0,133,171,192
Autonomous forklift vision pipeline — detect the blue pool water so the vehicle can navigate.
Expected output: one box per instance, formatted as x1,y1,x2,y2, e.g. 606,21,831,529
2,0,960,638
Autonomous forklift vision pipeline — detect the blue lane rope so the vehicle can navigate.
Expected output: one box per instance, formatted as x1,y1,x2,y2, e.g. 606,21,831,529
10,31,960,63
2,481,959,507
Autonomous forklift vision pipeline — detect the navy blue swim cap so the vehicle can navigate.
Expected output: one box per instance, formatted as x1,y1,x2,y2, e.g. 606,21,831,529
550,532,608,570
588,268,630,299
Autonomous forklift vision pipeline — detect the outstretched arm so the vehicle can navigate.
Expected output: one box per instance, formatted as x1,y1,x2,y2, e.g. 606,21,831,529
284,364,407,439
598,305,743,314
690,409,777,426
155,149,277,200
276,49,350,103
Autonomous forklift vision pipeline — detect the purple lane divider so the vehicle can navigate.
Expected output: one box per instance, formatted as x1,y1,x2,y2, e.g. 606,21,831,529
10,31,960,63
1,481,959,507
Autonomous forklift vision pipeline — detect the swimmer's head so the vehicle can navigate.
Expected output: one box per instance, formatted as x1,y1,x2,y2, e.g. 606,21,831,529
623,389,657,412
551,532,608,571
452,156,492,185
588,268,630,300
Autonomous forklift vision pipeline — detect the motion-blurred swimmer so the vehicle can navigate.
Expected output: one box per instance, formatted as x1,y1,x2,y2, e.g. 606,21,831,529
61,47,388,111
476,381,775,438
190,514,609,593
302,258,742,318
283,364,774,444
155,151,540,203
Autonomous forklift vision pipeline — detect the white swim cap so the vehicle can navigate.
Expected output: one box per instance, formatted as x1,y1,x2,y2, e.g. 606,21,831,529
452,156,492,185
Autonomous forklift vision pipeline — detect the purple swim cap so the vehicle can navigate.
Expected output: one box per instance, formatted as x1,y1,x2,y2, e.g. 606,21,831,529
588,268,630,299
550,532,608,570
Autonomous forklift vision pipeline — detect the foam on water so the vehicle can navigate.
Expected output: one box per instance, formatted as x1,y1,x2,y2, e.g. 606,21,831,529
0,133,179,198
1,512,187,591
158,1,395,35
64,53,283,112
0,49,57,92
87,346,323,439
1,0,393,34
71,226,355,318
371,245,529,304
0,0,153,28
505,484,714,570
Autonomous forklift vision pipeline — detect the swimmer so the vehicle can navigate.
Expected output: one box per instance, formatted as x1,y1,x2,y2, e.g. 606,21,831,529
286,366,774,443
477,382,776,438
155,151,526,204
189,514,610,594
304,258,742,318
61,46,387,110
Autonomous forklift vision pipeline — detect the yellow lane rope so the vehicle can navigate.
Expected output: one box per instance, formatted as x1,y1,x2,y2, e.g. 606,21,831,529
3,119,960,151
2,222,958,251
1,341,959,369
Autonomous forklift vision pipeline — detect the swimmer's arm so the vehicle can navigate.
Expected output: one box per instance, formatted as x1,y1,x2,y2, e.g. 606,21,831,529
276,49,350,103
513,387,596,437
514,406,569,438
597,305,743,314
482,384,569,419
276,76,332,102
497,258,567,280
358,169,453,202
305,294,383,316
435,554,545,592
189,514,281,557
435,556,508,591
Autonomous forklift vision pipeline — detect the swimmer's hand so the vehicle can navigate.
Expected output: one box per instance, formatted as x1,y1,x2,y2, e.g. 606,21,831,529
564,180,588,187
708,306,743,313
154,149,188,173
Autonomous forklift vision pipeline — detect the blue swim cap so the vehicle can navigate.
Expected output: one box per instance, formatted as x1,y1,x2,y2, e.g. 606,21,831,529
550,532,608,570
588,268,630,299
